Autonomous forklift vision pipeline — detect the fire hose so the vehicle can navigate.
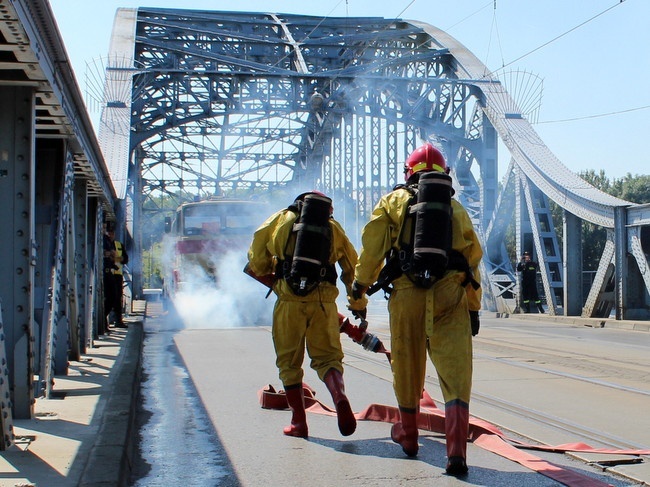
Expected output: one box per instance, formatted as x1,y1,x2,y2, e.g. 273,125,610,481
247,266,649,485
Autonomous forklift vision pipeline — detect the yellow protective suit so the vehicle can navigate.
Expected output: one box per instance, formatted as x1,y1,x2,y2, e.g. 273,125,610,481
248,207,367,388
355,186,482,410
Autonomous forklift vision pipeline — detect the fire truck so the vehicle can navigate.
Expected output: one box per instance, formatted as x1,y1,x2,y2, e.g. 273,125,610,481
163,198,265,295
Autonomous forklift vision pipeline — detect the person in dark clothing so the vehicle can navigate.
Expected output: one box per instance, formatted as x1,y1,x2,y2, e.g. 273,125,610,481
516,251,544,313
103,222,129,329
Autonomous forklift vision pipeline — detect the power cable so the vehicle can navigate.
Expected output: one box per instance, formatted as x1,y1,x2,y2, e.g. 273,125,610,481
536,103,650,124
485,1,505,69
490,1,626,77
444,1,493,32
393,0,417,19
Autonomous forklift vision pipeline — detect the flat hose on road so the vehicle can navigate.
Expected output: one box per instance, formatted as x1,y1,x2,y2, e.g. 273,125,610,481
259,386,650,487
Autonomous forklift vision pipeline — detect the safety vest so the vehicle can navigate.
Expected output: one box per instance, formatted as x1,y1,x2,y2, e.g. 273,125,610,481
113,240,125,275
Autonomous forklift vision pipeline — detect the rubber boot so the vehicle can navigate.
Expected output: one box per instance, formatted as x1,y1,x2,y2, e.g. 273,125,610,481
283,385,308,438
523,301,530,313
324,369,356,436
391,409,419,457
537,302,545,313
445,402,469,476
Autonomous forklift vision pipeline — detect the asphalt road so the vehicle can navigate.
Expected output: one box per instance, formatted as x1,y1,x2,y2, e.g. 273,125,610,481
130,297,650,486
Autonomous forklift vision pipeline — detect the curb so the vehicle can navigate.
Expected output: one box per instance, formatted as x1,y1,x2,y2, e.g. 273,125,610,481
78,319,144,487
497,312,650,332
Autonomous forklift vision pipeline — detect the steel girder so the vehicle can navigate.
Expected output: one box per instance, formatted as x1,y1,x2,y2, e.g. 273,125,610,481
104,8,494,293
101,8,650,317
102,8,510,305
0,0,120,425
412,22,649,318
118,9,486,207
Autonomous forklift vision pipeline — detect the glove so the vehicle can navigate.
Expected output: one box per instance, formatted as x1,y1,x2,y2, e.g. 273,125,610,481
351,281,368,301
350,307,367,322
469,310,480,336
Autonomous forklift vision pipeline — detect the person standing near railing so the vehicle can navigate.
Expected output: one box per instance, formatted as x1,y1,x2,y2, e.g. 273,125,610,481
516,251,544,313
104,222,129,329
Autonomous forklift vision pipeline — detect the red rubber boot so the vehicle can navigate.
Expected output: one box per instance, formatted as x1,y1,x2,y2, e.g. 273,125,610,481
445,401,469,476
324,369,356,436
391,409,419,457
283,385,308,438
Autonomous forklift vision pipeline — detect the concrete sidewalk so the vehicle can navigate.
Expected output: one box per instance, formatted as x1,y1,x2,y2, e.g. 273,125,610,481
0,303,145,487
499,310,650,332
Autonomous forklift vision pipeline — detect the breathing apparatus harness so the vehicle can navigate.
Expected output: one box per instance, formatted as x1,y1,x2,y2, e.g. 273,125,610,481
368,172,479,296
277,193,337,297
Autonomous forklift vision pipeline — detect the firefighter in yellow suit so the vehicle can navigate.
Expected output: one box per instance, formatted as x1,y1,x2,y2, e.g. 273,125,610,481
247,191,367,439
353,143,483,476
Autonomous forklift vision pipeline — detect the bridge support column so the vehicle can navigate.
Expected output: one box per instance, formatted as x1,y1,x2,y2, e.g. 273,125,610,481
614,207,628,320
127,148,143,300
33,140,64,396
0,87,36,419
563,211,582,316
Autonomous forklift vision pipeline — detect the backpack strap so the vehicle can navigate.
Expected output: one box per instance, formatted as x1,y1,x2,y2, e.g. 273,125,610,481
367,186,416,296
447,249,480,290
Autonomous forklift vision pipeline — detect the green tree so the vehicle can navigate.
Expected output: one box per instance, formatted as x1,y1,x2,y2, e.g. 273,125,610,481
573,171,649,271
610,173,650,204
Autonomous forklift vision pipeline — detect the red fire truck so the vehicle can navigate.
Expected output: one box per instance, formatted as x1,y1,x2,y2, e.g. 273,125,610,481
163,198,265,295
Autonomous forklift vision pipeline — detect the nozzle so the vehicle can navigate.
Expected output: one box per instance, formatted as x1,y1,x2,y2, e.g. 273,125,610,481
359,331,382,353
338,315,385,353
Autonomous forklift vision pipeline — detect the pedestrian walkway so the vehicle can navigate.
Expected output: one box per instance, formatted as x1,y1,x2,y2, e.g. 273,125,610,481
0,303,144,487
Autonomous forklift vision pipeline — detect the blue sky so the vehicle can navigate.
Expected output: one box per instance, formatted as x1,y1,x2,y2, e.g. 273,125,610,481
49,0,649,180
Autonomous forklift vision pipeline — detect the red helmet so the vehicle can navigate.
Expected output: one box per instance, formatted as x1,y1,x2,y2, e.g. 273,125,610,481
295,190,333,214
404,143,448,181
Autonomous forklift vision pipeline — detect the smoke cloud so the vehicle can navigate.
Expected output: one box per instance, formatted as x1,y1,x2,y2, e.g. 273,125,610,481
161,231,274,329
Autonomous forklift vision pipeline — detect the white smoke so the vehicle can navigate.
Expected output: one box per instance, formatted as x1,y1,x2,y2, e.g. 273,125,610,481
159,191,369,330
163,244,274,329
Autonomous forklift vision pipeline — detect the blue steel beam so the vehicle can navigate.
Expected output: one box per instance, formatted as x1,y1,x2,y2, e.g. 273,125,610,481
99,8,650,319
0,0,119,423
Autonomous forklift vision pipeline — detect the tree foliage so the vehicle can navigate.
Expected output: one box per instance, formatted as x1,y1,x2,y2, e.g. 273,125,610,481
609,173,650,204
575,171,648,271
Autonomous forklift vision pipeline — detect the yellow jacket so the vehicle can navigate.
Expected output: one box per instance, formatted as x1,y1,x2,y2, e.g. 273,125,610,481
248,208,367,311
113,240,127,276
355,186,483,311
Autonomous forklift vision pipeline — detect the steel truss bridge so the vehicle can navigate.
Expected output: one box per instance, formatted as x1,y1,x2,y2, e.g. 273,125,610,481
103,8,649,320
0,3,648,433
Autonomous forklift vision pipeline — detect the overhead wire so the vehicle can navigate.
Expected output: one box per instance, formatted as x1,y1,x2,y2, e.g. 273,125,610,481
479,1,643,124
488,1,627,77
536,104,650,124
484,1,505,70
444,1,493,32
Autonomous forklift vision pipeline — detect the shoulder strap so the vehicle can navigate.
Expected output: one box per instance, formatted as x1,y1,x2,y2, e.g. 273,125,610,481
396,184,418,272
447,249,480,290
367,186,417,296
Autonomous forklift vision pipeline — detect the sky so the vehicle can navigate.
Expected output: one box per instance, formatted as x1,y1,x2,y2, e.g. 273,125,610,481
48,0,649,181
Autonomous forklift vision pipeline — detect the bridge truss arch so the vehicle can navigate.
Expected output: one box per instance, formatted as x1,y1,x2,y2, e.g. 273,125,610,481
101,8,650,320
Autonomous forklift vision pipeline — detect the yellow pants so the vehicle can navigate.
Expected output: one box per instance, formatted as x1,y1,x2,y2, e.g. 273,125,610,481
272,299,344,387
388,273,473,410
